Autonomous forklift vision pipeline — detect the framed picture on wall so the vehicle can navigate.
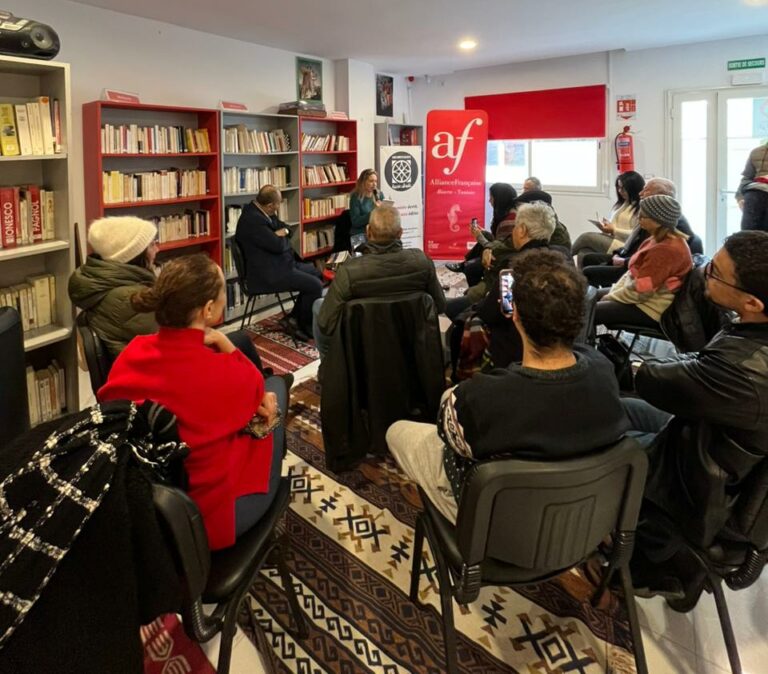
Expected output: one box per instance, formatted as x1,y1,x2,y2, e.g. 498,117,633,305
296,57,323,102
376,74,393,117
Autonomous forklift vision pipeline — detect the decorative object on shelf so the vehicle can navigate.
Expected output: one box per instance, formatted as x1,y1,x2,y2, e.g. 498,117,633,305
376,74,394,117
278,99,326,118
296,57,323,102
0,11,60,60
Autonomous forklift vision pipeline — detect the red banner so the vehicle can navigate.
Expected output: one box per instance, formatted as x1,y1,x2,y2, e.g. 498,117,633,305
424,109,488,260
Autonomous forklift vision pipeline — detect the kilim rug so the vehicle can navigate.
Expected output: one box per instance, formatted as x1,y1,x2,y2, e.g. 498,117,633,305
245,316,319,375
142,614,215,674
238,379,639,673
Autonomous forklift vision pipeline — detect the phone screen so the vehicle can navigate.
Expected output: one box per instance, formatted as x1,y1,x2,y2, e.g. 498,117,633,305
499,269,514,316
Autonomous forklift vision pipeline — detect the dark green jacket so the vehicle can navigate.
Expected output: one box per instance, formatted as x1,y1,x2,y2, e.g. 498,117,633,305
68,256,157,357
317,240,446,337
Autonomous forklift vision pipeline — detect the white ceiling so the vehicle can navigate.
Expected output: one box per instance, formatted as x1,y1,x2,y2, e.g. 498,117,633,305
71,0,768,75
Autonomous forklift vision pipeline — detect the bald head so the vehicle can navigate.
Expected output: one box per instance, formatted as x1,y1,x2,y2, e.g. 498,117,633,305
256,184,282,206
641,177,677,199
367,205,402,243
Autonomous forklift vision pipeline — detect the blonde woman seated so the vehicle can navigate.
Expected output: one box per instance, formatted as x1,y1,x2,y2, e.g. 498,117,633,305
99,254,287,550
594,195,692,332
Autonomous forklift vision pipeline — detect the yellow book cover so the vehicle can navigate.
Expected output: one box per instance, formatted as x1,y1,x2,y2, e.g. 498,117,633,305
0,104,20,156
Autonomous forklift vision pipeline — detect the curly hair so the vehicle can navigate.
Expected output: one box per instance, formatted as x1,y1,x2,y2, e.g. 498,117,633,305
511,249,586,349
723,231,768,312
131,253,222,327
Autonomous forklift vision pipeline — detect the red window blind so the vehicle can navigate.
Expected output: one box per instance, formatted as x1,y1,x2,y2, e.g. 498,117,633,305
465,84,606,140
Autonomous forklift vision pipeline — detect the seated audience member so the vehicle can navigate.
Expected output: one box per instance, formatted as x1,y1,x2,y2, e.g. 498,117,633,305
349,168,386,238
236,185,323,341
736,140,768,232
595,195,692,333
572,171,645,265
387,250,629,522
522,176,542,193
70,216,268,371
623,231,768,593
583,177,701,288
513,189,571,252
313,205,445,359
445,183,517,287
98,254,286,551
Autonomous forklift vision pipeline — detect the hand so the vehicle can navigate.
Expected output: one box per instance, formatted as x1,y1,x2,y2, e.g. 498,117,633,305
601,219,615,235
470,223,482,238
611,255,626,267
256,391,278,426
203,328,236,354
737,198,744,212
374,200,383,208
275,227,289,237
482,248,494,269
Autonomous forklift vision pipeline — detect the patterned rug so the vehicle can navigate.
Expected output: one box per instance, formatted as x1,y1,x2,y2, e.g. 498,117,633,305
245,316,319,375
239,379,639,673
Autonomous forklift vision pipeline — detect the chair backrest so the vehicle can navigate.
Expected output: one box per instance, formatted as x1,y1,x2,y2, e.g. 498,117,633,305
332,209,352,253
455,436,647,573
0,307,30,446
152,483,211,601
75,312,114,394
230,239,249,295
577,285,599,344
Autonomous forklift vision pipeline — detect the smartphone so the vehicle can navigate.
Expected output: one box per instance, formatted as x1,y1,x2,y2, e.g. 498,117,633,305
499,268,514,317
471,217,478,226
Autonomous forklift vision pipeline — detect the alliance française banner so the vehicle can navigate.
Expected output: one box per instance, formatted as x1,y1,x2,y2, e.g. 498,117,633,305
424,109,488,260
379,145,423,250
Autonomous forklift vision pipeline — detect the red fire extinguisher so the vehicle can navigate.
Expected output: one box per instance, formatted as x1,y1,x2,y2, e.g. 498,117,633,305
615,125,634,173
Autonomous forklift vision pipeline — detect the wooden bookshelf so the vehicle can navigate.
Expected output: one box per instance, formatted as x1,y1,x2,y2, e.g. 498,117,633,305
299,117,358,259
220,111,300,322
0,55,78,424
82,100,222,267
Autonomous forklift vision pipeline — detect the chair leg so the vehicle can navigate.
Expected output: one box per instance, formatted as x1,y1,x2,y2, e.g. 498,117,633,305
240,295,254,331
274,539,309,639
216,598,241,674
410,514,425,605
430,532,460,674
620,564,649,674
616,331,641,383
241,596,279,674
708,575,742,674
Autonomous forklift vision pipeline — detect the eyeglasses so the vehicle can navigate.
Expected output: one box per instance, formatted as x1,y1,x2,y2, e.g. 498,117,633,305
703,260,751,295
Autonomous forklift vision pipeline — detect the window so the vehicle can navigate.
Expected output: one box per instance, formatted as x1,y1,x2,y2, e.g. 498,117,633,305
485,138,603,193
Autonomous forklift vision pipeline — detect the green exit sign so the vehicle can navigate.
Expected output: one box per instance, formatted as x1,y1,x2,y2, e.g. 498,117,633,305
728,58,766,71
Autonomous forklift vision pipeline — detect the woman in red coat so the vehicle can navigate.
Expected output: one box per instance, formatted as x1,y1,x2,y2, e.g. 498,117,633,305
99,253,284,550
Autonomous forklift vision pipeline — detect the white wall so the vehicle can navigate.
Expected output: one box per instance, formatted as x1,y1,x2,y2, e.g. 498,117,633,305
408,35,768,240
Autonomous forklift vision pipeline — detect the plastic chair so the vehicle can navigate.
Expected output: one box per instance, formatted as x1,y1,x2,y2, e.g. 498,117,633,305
409,437,649,674
75,312,114,395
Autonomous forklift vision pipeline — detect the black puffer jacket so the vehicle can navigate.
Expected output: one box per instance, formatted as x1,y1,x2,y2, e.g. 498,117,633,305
636,322,768,546
68,256,157,358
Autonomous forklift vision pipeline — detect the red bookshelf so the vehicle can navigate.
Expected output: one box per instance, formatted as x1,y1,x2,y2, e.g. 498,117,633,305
298,117,358,259
83,101,222,263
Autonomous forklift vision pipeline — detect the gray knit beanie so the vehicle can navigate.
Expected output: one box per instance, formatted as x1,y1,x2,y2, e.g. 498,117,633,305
639,194,681,230
88,216,157,263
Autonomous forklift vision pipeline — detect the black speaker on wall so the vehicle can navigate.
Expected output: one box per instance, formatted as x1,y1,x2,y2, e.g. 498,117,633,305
0,11,60,60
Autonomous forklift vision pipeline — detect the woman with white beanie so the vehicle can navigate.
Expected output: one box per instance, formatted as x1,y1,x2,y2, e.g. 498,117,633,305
69,216,159,358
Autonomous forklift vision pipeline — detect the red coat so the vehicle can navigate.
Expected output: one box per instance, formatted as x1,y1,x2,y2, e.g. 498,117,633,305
98,327,272,550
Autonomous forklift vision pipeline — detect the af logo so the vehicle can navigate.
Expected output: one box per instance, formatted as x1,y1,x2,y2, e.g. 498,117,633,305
384,151,419,192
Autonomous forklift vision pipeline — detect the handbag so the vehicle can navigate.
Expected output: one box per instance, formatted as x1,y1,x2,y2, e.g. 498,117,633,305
596,333,634,390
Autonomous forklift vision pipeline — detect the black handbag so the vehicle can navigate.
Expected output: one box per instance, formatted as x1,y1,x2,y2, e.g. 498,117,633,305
596,333,634,390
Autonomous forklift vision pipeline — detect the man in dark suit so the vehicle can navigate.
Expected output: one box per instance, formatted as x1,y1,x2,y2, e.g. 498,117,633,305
235,185,322,340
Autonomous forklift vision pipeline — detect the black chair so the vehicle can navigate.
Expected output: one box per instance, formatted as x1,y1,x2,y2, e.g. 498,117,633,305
152,476,308,674
610,324,668,383
409,437,649,674
0,307,30,447
578,285,599,345
331,209,352,253
75,312,114,395
230,239,297,333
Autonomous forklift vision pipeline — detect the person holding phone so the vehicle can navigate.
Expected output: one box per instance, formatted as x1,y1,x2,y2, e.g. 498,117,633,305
572,171,645,266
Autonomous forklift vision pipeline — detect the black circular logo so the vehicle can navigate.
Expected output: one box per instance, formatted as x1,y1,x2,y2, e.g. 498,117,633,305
384,151,418,192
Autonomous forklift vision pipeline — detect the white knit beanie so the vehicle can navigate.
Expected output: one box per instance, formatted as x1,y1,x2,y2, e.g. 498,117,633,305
88,216,157,264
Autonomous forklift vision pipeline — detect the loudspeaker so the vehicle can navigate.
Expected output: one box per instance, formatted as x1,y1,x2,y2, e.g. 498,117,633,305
0,11,60,60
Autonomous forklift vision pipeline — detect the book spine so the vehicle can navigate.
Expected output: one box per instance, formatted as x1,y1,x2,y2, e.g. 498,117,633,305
0,104,20,156
37,96,55,155
0,187,17,248
26,102,45,155
52,99,62,153
25,185,42,242
14,105,32,155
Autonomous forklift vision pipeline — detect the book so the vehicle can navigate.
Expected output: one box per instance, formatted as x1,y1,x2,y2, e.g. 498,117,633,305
37,96,55,155
26,274,52,327
26,102,44,155
23,185,43,242
52,99,62,153
0,186,18,248
0,103,20,156
41,189,55,239
48,274,57,325
14,104,32,155
26,365,39,427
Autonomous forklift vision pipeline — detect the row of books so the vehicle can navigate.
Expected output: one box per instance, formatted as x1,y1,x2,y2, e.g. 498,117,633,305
27,361,66,427
0,97,63,156
223,244,235,277
224,202,289,234
223,166,289,195
303,194,349,219
0,273,58,333
300,133,350,152
302,225,334,253
100,124,211,154
1,185,56,248
102,169,207,204
226,281,246,311
223,126,291,154
303,163,349,186
151,210,210,243
388,127,420,146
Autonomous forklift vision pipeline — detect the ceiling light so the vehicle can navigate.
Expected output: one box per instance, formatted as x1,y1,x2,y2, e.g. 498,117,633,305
458,39,477,51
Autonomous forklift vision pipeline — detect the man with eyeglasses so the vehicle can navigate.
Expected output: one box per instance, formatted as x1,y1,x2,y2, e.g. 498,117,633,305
622,230,768,599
